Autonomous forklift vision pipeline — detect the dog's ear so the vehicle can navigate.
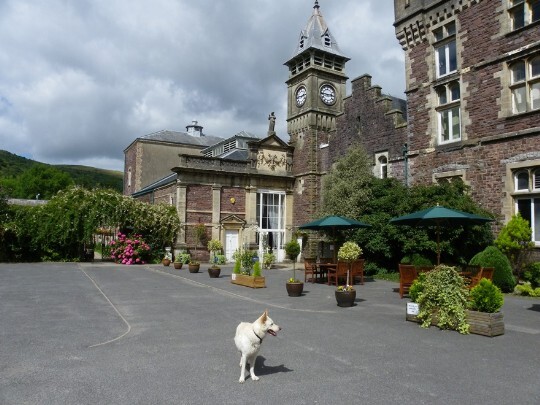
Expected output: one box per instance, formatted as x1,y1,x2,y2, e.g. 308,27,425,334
260,310,268,323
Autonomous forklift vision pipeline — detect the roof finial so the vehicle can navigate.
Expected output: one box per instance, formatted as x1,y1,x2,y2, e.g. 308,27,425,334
314,0,320,10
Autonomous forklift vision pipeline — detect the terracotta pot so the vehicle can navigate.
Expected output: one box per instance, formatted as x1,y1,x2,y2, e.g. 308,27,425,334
335,289,356,307
173,262,183,270
208,266,221,278
286,282,304,297
162,258,171,267
188,263,200,273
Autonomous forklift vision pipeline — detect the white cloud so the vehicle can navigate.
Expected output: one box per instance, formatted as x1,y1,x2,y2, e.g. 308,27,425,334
0,0,405,171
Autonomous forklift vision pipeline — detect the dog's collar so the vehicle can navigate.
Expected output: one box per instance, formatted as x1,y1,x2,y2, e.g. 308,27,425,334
253,329,263,343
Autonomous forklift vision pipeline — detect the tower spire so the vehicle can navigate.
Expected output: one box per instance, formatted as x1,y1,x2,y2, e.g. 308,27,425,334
314,0,319,10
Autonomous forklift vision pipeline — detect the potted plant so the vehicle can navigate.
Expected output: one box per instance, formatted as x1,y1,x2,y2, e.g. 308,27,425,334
188,223,207,273
284,240,303,297
334,241,362,307
263,252,276,269
467,278,505,336
174,252,190,270
207,239,223,278
231,250,266,288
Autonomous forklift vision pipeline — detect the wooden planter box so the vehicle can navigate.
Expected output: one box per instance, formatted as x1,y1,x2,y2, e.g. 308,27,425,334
406,303,504,337
231,274,266,288
466,310,504,337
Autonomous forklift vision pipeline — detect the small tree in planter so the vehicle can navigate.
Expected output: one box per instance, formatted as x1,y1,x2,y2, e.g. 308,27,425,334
467,278,505,336
284,240,302,296
335,241,363,307
207,239,223,266
189,223,207,272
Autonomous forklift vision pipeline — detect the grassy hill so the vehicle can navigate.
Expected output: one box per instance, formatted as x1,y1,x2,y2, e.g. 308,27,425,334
0,150,123,193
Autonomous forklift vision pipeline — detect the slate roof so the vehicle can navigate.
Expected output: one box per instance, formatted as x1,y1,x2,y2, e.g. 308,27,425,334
140,130,223,147
291,1,348,59
131,173,177,197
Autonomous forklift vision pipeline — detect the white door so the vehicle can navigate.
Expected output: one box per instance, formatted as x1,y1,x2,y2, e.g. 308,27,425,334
225,230,239,263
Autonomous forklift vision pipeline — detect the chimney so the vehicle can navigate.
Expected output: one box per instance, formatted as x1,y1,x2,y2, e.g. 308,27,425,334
186,120,204,137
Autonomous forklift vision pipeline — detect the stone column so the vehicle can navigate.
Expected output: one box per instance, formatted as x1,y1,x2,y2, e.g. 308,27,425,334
176,181,187,246
212,185,221,240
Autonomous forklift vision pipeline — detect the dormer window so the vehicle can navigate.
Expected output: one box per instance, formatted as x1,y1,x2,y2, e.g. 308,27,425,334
299,33,306,50
323,32,331,47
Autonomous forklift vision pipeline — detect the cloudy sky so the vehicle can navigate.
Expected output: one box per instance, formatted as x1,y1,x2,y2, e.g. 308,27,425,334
0,0,405,172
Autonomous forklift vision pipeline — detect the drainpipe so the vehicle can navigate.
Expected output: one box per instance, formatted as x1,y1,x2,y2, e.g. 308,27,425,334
402,143,409,187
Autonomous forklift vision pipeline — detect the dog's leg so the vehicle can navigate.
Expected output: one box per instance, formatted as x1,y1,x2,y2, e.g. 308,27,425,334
238,354,247,383
248,354,259,381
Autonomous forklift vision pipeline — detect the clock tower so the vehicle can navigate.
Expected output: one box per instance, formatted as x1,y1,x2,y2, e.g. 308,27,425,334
285,1,349,227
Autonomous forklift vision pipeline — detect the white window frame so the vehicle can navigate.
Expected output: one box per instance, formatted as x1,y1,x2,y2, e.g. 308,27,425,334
508,0,540,31
256,190,286,262
436,81,461,144
510,55,540,114
513,166,540,244
433,21,457,78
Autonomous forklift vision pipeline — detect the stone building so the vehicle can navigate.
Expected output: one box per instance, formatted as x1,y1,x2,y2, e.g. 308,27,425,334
124,1,409,261
394,0,540,244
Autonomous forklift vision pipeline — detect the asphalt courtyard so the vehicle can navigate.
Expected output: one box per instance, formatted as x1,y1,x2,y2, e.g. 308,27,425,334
1,262,539,405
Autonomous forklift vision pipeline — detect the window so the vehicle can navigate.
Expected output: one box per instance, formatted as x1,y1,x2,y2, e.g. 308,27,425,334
256,191,286,259
436,81,461,143
379,156,388,179
509,0,540,31
433,21,457,78
510,55,540,114
127,168,132,188
513,167,540,243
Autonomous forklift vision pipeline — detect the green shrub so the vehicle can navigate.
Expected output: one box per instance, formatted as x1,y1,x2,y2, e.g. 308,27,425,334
523,262,540,289
233,259,241,274
495,213,534,279
514,282,540,297
401,253,432,267
409,272,427,303
215,254,227,265
252,260,262,277
469,246,516,293
416,265,470,334
469,279,504,313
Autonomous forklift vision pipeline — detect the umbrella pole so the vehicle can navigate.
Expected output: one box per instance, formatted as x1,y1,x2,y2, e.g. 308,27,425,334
437,225,441,265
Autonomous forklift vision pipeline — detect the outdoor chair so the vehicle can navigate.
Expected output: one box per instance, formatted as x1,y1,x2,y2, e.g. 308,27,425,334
304,258,319,283
468,266,495,289
416,266,434,273
350,259,365,285
399,264,417,298
328,261,349,286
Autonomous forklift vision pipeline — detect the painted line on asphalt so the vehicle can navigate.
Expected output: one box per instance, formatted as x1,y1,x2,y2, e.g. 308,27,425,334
143,266,336,314
78,264,132,348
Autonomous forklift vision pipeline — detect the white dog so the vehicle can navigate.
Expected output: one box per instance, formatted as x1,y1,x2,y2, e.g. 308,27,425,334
234,310,281,383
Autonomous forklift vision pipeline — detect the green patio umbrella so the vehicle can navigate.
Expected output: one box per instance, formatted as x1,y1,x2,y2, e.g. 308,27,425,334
299,215,371,261
389,205,493,264
299,215,371,231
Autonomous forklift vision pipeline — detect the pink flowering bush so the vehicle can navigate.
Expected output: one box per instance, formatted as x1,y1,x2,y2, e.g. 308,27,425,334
110,233,151,265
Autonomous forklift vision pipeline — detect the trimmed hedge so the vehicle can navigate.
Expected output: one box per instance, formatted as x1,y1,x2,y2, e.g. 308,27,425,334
469,246,516,293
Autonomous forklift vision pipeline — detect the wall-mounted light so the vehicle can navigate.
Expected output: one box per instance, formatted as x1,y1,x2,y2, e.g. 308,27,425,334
230,197,236,204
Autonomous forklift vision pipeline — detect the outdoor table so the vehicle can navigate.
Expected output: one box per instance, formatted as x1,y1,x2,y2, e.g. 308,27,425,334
317,262,336,284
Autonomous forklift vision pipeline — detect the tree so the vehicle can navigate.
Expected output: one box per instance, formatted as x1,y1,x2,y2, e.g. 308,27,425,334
320,147,494,272
321,145,373,219
15,165,73,199
495,213,534,280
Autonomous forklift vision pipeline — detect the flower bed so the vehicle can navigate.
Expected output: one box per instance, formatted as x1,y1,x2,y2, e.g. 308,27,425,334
110,233,151,265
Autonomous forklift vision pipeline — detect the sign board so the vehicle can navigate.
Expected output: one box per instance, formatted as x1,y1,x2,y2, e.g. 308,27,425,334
406,302,419,316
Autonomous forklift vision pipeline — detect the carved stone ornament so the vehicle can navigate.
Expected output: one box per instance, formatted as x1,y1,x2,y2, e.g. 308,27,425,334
256,151,287,171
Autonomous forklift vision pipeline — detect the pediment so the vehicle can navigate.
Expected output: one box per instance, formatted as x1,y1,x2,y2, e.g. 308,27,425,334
220,214,246,226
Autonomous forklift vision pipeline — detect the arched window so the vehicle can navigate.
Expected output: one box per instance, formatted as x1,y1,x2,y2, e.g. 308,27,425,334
515,170,529,191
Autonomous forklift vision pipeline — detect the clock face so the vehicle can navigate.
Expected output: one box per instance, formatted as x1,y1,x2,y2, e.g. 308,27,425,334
296,86,307,107
320,84,336,105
